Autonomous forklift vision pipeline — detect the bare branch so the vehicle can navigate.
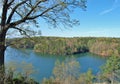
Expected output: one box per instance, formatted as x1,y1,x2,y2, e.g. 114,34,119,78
7,0,28,24
9,6,23,19
14,9,23,18
11,27,30,38
5,26,36,48
9,0,83,29
25,0,47,17
27,4,60,20
1,0,9,26
8,0,14,7
8,0,47,27
9,19,26,28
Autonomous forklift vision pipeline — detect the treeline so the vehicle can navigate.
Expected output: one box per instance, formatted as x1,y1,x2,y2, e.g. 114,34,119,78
7,37,120,56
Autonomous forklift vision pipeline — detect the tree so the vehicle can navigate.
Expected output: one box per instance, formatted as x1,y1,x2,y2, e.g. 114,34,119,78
78,69,94,84
0,0,86,66
101,55,120,83
53,57,80,84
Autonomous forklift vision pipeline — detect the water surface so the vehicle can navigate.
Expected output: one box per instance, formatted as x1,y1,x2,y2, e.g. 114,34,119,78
5,47,106,82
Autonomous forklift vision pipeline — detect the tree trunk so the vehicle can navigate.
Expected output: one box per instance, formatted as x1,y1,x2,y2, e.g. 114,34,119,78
0,29,6,83
0,44,5,67
0,45,5,83
0,29,6,67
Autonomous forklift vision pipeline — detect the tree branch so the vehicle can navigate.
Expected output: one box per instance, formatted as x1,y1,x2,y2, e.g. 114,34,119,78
8,0,86,30
1,0,9,26
9,19,26,27
5,26,36,48
8,0,14,7
11,27,31,38
8,0,47,27
7,0,28,24
27,4,60,20
25,0,47,18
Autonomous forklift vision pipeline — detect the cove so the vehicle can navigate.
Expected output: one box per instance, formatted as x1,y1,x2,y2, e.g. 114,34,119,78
5,47,106,82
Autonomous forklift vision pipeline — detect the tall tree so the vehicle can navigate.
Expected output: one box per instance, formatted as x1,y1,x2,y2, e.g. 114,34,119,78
53,57,80,84
0,0,86,66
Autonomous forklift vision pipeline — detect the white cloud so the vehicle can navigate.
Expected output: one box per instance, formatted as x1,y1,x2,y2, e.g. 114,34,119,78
100,0,120,15
100,8,114,15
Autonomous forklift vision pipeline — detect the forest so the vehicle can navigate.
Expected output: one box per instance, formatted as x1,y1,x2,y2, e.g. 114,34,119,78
6,37,120,84
7,37,120,57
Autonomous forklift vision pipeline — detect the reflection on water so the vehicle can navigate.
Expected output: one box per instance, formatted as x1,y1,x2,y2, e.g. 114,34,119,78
5,47,106,81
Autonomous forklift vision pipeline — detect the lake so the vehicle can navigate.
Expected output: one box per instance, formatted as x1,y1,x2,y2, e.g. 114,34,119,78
5,47,106,82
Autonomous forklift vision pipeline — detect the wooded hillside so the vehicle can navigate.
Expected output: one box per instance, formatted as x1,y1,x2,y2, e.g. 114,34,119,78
7,37,120,56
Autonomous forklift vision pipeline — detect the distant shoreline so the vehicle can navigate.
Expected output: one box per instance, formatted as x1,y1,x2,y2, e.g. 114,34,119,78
7,36,120,57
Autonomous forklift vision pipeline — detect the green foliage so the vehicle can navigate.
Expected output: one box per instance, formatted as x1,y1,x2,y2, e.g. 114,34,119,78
53,57,80,79
42,56,120,84
101,55,120,74
42,57,81,84
42,58,97,84
85,69,95,84
7,38,35,49
78,69,95,84
100,55,120,83
0,66,39,84
12,73,39,84
89,39,119,56
8,37,89,55
42,77,54,84
3,55,120,84
8,37,120,56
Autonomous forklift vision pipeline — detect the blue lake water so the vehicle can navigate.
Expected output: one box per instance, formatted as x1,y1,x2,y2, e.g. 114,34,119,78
5,47,106,82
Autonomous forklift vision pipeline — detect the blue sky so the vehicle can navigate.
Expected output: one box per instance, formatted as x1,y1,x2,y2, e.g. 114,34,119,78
40,0,120,37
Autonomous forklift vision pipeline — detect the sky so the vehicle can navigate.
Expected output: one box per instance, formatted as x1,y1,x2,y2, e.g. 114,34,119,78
0,0,120,38
39,0,120,37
